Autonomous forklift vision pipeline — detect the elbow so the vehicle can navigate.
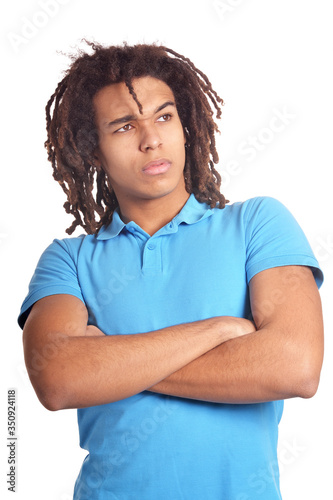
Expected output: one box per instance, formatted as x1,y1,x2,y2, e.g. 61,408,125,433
279,374,320,400
284,340,323,400
29,373,69,412
289,361,322,400
297,372,321,399
298,347,323,399
38,389,66,412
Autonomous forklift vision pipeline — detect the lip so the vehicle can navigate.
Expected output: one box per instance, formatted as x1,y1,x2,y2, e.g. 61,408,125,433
142,158,171,175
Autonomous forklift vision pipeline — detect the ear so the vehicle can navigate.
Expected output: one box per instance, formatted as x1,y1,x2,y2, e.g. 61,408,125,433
93,148,102,168
183,126,189,146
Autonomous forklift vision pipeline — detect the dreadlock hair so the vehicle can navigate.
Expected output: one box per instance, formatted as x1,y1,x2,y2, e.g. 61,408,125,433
45,40,228,235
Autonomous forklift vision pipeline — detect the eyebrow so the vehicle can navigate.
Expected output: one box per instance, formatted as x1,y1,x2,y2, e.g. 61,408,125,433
106,100,176,127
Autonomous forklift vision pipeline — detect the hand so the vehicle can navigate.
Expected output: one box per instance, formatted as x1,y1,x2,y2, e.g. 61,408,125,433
213,316,257,343
232,317,257,337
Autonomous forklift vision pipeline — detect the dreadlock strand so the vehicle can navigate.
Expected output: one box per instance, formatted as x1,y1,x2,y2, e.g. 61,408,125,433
45,41,228,234
125,79,143,114
163,46,224,117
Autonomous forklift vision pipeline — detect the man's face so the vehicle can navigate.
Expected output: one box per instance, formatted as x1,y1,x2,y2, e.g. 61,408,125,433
93,76,187,211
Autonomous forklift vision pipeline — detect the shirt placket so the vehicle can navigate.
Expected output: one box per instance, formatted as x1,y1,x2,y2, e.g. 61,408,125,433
142,237,162,276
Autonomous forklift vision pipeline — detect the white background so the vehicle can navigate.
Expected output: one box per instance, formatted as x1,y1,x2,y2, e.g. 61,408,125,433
1,0,332,498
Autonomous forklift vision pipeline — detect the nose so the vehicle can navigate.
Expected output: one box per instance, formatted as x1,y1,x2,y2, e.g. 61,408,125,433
139,124,162,152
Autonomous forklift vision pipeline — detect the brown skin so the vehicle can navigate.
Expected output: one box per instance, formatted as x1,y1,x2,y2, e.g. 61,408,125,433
22,77,324,410
23,297,256,410
93,77,189,235
149,265,324,403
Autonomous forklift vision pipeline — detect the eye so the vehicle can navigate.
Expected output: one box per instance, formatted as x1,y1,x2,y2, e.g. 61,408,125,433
115,123,133,133
157,113,172,122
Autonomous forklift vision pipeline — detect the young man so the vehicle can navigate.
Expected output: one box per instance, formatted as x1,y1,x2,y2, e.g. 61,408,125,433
19,42,324,499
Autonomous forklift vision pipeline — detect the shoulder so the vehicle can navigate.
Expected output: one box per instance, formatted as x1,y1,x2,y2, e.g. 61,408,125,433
211,196,291,228
221,195,307,242
222,195,287,216
43,233,97,261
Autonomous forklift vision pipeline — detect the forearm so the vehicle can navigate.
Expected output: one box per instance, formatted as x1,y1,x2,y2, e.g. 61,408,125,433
25,316,252,410
149,325,318,404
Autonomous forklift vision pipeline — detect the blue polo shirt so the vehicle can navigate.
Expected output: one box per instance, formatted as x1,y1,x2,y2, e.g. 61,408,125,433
18,194,323,499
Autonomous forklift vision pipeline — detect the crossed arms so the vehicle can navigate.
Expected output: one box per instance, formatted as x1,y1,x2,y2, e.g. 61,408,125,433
22,265,324,411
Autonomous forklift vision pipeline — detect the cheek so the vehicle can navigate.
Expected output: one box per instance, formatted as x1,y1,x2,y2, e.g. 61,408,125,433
168,126,186,150
98,142,126,172
175,124,187,149
175,132,186,161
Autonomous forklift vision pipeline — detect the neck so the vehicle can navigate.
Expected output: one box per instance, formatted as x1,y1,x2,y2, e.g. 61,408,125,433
118,191,190,236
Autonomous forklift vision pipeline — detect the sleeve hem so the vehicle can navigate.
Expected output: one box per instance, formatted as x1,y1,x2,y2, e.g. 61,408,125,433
18,286,85,329
246,255,324,288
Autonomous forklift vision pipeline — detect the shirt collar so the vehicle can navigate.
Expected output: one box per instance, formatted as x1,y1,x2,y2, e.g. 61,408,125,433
96,194,214,240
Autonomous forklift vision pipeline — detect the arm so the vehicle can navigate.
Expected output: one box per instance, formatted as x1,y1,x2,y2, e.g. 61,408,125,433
22,294,255,411
149,265,324,403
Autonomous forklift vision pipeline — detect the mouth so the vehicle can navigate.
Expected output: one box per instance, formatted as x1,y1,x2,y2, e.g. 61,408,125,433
142,158,171,176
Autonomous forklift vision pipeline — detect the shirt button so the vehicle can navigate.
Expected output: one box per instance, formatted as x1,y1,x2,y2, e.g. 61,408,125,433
147,243,155,250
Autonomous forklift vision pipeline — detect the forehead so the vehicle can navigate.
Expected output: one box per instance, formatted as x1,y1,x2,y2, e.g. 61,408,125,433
93,76,175,120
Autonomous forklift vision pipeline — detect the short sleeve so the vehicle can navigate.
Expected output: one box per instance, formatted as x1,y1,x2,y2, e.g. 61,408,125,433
244,197,323,288
18,238,85,329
